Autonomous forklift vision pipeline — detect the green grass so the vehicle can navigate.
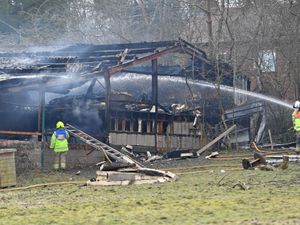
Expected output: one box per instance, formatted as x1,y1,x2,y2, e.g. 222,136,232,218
1,164,300,225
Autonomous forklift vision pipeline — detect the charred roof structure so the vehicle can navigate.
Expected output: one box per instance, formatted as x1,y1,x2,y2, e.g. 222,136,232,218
0,39,234,92
0,39,256,156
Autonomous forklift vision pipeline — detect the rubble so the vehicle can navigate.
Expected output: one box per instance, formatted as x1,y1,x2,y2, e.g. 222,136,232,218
242,152,297,170
87,164,177,186
63,124,177,186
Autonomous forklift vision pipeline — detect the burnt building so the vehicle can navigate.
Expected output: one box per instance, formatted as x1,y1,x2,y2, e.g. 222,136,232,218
0,39,252,153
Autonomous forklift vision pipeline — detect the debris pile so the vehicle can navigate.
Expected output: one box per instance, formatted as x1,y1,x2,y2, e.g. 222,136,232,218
87,162,177,186
242,152,300,171
64,125,177,186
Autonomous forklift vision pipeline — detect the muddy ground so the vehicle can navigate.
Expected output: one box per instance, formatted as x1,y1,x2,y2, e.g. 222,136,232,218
1,149,300,225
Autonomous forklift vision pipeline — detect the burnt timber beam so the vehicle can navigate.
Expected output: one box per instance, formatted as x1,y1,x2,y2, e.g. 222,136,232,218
0,41,177,57
107,45,212,77
25,48,157,58
58,41,177,52
107,45,181,76
178,38,207,58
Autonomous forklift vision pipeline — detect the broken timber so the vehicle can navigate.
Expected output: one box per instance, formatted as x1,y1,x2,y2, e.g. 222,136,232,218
99,162,136,171
197,125,236,155
87,168,177,186
65,123,144,168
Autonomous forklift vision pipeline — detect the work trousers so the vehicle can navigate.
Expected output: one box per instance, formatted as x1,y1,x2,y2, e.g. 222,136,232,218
296,133,300,154
54,152,67,170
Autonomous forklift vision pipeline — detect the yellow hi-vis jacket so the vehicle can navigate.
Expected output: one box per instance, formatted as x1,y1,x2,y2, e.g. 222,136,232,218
292,110,300,132
50,129,69,153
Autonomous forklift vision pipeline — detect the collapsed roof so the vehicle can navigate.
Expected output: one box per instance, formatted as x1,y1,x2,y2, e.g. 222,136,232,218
0,39,234,94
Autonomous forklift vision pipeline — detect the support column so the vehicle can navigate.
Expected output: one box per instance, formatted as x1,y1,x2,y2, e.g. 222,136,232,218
147,121,151,133
138,119,142,133
152,59,158,153
38,89,45,169
122,118,126,131
105,71,111,136
114,118,118,131
130,118,134,132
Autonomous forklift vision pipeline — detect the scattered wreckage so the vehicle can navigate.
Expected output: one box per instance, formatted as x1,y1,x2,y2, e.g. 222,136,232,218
87,162,177,186
118,124,237,162
242,152,300,171
65,124,176,186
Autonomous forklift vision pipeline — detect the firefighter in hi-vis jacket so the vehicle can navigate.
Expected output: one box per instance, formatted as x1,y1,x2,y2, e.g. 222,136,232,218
292,101,300,154
50,121,69,170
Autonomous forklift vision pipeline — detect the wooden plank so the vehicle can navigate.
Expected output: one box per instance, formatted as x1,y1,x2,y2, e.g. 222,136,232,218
0,131,41,135
197,125,236,155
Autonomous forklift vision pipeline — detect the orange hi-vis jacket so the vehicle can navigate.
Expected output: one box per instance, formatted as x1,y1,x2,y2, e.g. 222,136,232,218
292,110,300,132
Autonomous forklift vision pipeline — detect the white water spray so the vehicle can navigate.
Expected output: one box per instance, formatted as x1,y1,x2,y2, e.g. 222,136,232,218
192,80,293,109
114,73,293,109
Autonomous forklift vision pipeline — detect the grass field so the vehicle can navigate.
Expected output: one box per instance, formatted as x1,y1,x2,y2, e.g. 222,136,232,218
1,160,300,225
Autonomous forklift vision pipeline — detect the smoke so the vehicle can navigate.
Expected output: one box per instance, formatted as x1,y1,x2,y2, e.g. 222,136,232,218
71,105,103,135
0,91,39,132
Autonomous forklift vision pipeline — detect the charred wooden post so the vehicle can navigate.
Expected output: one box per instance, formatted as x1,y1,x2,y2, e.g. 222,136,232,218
138,118,142,133
38,89,46,168
130,118,134,132
105,71,111,136
114,118,118,131
121,118,126,131
147,121,151,133
152,59,158,153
